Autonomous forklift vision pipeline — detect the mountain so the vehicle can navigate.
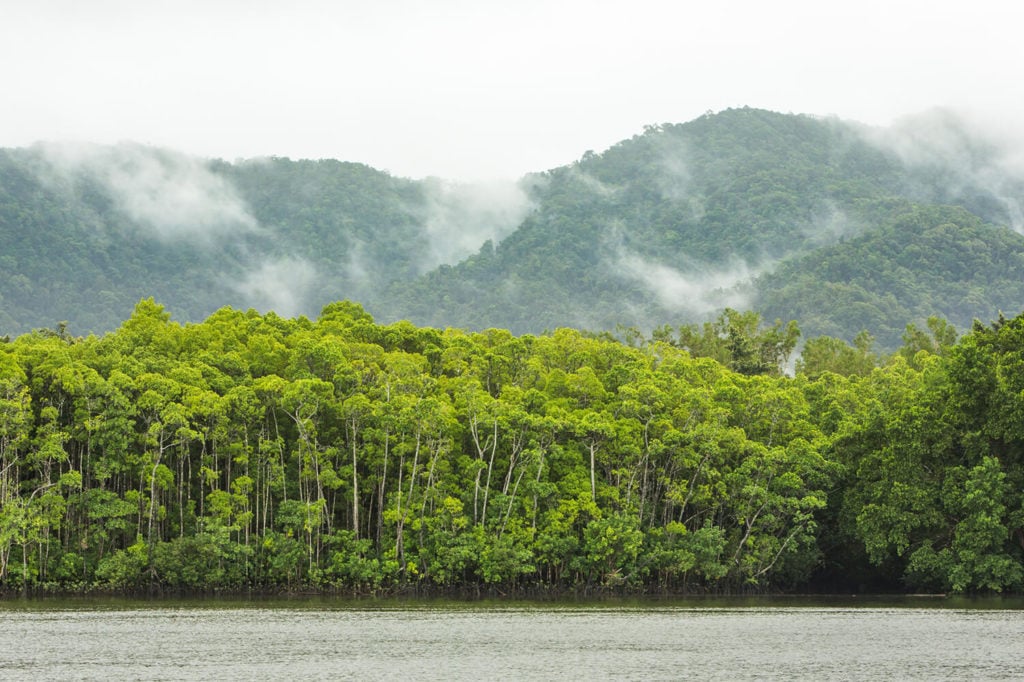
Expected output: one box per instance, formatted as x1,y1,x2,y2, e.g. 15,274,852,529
2,107,1024,347
385,108,1024,347
0,145,531,335
758,202,1024,345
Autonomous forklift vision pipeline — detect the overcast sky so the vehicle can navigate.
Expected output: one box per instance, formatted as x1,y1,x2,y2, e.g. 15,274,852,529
3,0,1022,181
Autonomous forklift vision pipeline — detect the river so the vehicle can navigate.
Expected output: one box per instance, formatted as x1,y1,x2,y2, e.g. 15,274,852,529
1,597,1022,680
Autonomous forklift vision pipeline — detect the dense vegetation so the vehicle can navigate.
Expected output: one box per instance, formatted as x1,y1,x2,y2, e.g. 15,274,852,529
4,108,1024,348
2,301,1022,595
386,109,1024,347
0,147,466,334
758,203,1024,345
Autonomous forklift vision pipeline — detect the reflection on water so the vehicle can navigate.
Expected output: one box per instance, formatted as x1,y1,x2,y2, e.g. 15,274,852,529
1,598,1022,680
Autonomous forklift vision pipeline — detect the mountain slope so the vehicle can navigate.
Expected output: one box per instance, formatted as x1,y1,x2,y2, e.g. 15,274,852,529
387,108,1024,345
0,146,530,335
756,203,1024,345
3,107,1024,348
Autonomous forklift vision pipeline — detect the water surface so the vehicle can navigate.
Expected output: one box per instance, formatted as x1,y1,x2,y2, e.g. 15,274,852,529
1,597,1022,680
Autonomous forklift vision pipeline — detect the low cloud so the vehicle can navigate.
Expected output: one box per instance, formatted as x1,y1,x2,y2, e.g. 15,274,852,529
802,202,861,246
417,177,536,271
34,141,258,242
342,239,371,289
863,109,1024,233
616,250,759,317
230,256,317,318
870,109,999,169
644,125,697,204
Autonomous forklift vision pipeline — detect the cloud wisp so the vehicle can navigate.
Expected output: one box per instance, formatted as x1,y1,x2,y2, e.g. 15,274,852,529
616,250,760,317
417,177,536,271
228,256,318,319
863,109,1024,233
34,141,259,242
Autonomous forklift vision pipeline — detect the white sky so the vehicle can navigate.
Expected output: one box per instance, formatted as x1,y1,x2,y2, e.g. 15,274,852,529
3,0,1023,181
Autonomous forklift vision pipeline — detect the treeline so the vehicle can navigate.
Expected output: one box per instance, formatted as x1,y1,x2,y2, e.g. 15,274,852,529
1,300,1022,594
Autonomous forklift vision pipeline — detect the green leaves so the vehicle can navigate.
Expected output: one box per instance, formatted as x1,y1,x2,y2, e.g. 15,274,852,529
672,309,800,376
6,297,1024,595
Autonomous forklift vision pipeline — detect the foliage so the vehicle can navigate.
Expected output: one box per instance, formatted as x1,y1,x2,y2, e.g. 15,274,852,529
0,299,840,593
386,109,1024,348
5,109,1024,351
3,299,1021,594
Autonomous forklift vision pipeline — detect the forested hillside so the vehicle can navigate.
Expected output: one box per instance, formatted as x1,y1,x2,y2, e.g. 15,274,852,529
3,108,1024,348
0,146,530,335
758,203,1024,345
388,109,1024,346
1,301,1022,594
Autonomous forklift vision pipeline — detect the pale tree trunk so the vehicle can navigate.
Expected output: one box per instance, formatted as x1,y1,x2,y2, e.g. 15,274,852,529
350,418,360,539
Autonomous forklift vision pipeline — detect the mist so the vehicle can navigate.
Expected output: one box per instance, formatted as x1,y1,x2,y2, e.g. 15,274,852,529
801,203,861,246
616,250,758,317
641,125,698,204
33,141,259,242
417,177,537,271
229,256,317,319
863,109,1024,233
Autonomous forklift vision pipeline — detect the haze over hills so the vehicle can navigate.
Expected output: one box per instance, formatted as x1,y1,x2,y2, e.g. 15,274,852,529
3,107,1024,348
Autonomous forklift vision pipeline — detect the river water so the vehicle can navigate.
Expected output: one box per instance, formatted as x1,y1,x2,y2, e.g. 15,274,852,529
1,597,1022,680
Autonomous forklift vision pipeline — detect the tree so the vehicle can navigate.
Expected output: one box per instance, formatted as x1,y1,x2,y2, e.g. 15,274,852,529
796,331,877,379
900,317,957,368
674,309,800,376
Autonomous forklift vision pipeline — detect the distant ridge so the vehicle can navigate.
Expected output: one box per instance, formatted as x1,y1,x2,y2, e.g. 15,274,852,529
3,107,1024,347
